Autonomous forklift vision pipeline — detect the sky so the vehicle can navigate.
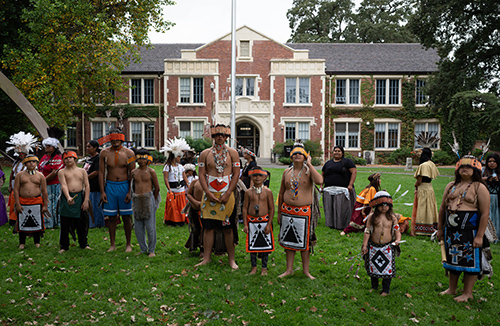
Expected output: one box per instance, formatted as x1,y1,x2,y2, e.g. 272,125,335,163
149,0,294,44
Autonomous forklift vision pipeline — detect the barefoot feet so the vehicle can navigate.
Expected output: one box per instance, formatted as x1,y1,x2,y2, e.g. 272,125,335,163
249,267,257,275
19,244,25,250
278,270,293,278
453,294,472,302
439,288,456,296
148,252,156,257
261,269,268,276
107,245,116,252
125,245,132,253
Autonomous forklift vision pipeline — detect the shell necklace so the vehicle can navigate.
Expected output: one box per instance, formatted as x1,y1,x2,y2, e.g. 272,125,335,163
290,165,305,199
212,144,228,174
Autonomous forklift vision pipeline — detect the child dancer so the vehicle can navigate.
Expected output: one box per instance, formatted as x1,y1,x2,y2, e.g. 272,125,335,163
131,149,160,257
362,191,401,296
14,155,48,249
243,166,274,275
184,164,198,186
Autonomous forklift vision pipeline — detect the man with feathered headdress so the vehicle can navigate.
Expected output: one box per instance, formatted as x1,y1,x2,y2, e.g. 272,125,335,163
6,131,39,226
196,124,241,269
98,127,135,252
161,137,191,226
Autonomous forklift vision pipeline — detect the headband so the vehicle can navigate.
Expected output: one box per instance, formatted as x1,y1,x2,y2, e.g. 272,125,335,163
290,147,308,158
455,155,482,172
248,169,268,176
42,137,60,148
240,148,256,158
98,133,125,146
184,163,196,172
22,156,39,164
210,125,230,137
63,151,78,160
369,191,393,208
135,154,153,165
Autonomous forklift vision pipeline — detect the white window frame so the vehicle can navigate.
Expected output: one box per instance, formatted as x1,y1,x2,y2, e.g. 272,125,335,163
64,121,78,149
174,117,209,139
285,77,311,106
375,78,401,106
234,76,257,97
129,118,156,149
415,78,428,106
335,78,360,105
178,77,204,106
279,117,315,141
130,78,155,105
90,118,117,142
373,119,401,151
333,118,362,150
414,119,440,149
237,40,253,62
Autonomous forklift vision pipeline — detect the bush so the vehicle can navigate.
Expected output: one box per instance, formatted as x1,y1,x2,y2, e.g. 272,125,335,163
311,157,322,166
185,136,212,154
150,150,166,163
432,150,455,165
279,157,291,165
344,153,367,166
388,147,418,165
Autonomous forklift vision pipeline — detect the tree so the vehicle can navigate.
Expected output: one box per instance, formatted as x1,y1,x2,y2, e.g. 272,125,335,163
1,0,174,128
409,0,500,151
287,0,355,43
347,0,418,43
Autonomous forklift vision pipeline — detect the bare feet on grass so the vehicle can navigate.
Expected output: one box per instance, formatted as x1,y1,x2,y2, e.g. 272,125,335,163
229,261,239,270
148,252,156,257
380,292,389,297
35,244,40,248
454,294,472,302
84,246,92,250
304,272,316,280
261,269,268,276
19,244,25,250
59,249,66,254
195,259,212,267
249,267,257,275
278,270,293,278
125,245,132,253
107,245,116,252
439,288,456,296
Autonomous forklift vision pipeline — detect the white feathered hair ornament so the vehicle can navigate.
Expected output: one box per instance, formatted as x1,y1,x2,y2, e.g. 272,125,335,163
6,131,40,156
160,137,192,158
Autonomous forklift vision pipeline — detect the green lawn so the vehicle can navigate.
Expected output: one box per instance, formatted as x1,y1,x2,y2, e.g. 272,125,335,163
0,165,498,325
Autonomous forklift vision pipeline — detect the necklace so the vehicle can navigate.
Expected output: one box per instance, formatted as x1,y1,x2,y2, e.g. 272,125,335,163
113,146,122,166
448,182,472,219
290,165,305,199
253,185,263,194
211,144,228,174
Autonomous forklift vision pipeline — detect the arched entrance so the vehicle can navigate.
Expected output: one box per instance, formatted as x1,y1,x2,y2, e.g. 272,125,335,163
236,122,260,156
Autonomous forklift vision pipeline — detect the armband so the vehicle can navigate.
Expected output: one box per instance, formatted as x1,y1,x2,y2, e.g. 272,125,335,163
127,156,136,164
198,162,205,167
364,228,371,234
232,162,241,167
393,224,400,231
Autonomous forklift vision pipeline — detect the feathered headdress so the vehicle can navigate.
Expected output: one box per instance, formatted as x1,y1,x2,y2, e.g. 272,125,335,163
160,137,191,157
415,131,440,148
42,127,64,148
6,131,40,156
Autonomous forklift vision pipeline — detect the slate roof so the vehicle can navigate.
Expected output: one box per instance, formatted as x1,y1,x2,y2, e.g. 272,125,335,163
285,43,439,74
123,42,439,75
122,44,203,73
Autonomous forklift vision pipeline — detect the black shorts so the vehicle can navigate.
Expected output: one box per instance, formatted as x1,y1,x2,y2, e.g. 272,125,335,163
201,204,237,230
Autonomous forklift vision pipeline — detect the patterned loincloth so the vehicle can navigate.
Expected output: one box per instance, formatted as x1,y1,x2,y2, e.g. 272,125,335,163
279,203,315,251
16,196,45,233
364,240,397,279
246,214,274,253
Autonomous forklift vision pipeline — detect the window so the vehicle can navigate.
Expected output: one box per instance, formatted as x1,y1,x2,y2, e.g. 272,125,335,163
130,78,154,104
335,122,360,149
240,41,250,57
376,79,400,105
414,122,440,149
336,79,359,105
286,77,310,104
64,122,77,148
179,121,204,139
285,122,310,141
375,122,400,149
91,121,113,141
130,121,155,148
235,77,255,96
416,79,427,105
180,77,203,104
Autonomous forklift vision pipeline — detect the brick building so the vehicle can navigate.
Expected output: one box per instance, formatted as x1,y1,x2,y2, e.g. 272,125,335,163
70,26,439,162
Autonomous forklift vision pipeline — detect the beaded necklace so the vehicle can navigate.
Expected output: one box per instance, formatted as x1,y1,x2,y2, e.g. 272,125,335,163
212,144,228,174
113,145,122,166
290,165,305,199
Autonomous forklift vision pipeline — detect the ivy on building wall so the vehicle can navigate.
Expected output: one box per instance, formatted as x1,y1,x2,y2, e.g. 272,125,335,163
95,105,162,120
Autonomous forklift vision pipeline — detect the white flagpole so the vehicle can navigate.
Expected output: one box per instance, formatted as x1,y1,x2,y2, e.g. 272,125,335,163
230,0,236,148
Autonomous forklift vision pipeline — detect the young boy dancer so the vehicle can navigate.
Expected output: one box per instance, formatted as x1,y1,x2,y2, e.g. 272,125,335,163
131,149,160,257
243,166,274,275
362,191,402,296
58,151,91,253
14,155,48,249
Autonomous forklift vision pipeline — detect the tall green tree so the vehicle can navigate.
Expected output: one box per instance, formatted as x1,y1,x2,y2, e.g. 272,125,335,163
2,0,174,128
287,0,355,42
346,0,418,42
409,0,500,151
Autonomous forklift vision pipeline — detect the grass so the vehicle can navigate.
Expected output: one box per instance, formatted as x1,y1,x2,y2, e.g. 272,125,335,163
0,165,499,325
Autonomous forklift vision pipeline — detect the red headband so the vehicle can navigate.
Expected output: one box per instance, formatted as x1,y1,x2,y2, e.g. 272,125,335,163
98,133,125,145
63,151,77,160
248,169,268,176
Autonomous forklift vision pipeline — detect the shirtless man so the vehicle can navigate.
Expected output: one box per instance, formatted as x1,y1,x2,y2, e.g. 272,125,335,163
277,146,323,279
99,129,135,252
243,166,274,276
196,124,240,269
14,155,48,249
58,151,90,253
